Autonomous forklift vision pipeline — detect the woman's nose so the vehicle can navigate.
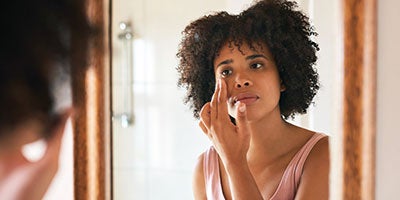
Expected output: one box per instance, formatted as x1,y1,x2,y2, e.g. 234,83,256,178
234,75,253,89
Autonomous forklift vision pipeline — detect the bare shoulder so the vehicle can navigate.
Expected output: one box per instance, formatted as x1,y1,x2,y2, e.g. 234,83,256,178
193,152,207,200
295,135,330,200
306,135,330,167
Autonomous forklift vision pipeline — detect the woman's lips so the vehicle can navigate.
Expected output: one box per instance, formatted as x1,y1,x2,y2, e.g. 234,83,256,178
231,93,259,106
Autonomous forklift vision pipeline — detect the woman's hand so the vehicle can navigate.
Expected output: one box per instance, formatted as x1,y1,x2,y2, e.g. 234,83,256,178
199,78,251,167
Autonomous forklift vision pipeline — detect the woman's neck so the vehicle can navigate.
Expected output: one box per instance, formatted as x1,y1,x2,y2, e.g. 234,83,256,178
245,110,297,164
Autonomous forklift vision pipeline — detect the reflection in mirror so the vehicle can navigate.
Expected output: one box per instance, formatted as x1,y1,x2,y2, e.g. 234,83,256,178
111,0,341,199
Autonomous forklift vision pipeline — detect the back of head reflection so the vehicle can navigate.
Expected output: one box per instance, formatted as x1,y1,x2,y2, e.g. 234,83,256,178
0,0,92,199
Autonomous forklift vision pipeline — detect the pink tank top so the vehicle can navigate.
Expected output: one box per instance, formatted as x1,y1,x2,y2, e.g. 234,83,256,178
203,132,326,200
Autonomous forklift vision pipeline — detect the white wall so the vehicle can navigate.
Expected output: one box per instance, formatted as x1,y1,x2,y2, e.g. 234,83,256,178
376,1,400,199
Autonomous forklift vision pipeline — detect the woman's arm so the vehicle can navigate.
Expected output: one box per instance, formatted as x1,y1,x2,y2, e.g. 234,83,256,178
295,136,330,200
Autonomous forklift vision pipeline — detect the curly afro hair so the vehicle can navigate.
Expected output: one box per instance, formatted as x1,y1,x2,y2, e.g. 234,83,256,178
177,0,320,119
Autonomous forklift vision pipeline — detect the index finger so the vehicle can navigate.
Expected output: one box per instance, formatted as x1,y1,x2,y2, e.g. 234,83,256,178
210,79,219,121
217,78,230,122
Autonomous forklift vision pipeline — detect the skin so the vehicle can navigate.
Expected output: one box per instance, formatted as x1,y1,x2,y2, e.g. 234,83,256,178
0,109,71,200
193,43,329,200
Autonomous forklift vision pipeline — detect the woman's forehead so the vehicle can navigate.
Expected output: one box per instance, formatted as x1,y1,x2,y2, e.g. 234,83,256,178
215,41,271,59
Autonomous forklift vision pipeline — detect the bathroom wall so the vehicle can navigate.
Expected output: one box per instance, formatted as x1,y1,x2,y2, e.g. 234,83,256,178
111,0,226,199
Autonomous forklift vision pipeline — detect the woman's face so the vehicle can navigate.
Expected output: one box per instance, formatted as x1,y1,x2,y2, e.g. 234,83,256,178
213,42,284,122
0,119,44,152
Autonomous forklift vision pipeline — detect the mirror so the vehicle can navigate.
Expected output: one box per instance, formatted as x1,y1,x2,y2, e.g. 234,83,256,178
77,0,377,199
110,0,341,199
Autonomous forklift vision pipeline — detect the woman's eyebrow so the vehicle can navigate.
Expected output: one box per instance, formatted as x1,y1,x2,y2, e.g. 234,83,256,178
216,59,233,68
246,54,270,60
216,54,269,68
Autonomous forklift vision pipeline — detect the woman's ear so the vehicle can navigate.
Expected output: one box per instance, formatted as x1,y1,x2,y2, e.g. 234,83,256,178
46,107,73,140
280,80,286,92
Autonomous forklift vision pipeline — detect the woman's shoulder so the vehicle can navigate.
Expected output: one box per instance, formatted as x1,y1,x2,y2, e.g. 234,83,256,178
295,132,330,199
304,132,330,163
295,129,330,172
306,133,330,163
193,151,207,200
193,146,217,185
194,150,206,177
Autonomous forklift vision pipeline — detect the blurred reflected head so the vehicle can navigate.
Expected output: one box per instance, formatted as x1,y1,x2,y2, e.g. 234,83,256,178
0,0,92,143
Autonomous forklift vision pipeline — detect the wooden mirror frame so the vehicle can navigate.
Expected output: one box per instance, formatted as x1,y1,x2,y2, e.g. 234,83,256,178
71,0,377,199
342,0,377,199
71,0,112,199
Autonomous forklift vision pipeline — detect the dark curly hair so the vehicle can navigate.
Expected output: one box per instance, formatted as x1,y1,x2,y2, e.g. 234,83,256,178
177,0,319,119
0,0,92,137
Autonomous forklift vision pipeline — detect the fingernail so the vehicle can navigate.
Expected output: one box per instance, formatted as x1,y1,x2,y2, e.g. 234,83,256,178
239,103,246,113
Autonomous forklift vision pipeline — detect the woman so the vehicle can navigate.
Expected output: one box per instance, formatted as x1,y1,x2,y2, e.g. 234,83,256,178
177,0,329,199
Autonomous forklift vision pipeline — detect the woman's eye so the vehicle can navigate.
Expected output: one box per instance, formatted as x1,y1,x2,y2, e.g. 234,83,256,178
250,63,262,69
221,69,232,77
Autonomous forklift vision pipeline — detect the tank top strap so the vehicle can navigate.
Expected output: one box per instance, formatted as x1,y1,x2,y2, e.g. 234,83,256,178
293,132,327,180
271,132,327,200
